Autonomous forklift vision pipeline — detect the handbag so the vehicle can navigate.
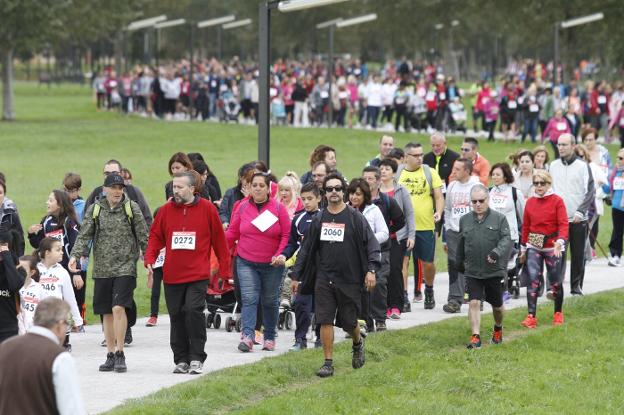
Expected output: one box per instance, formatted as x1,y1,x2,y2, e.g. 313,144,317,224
527,232,557,249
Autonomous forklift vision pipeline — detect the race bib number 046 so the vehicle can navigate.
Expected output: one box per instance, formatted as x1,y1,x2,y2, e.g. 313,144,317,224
172,232,196,250
320,223,345,242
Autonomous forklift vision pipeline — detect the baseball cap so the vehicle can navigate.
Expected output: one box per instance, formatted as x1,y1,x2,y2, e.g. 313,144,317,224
103,173,125,188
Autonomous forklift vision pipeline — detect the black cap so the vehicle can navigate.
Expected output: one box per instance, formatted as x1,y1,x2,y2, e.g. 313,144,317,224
103,173,126,188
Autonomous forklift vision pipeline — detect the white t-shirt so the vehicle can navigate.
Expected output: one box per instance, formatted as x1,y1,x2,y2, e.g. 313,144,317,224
444,177,480,232
38,263,83,327
489,184,525,242
18,280,49,334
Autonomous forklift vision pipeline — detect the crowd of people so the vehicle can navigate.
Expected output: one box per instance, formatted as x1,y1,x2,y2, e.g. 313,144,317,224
92,57,624,148
1,126,622,402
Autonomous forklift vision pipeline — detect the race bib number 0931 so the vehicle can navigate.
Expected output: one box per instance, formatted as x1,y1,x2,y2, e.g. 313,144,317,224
320,223,345,242
172,232,196,250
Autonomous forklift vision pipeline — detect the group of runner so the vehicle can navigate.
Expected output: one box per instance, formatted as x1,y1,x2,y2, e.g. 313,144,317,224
1,126,622,378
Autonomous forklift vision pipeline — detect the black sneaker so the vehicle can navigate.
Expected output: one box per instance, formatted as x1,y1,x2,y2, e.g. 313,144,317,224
124,327,133,346
114,351,127,373
99,352,115,372
352,338,365,369
402,293,412,312
442,301,461,313
316,363,334,378
424,290,436,310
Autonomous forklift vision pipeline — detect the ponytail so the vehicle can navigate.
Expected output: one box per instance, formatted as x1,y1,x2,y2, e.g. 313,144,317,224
20,255,41,282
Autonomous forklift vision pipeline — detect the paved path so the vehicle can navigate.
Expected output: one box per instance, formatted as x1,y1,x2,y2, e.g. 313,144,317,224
71,259,624,414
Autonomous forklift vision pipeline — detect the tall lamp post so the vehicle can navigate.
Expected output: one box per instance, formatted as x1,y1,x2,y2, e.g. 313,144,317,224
554,12,604,85
197,15,236,60
258,0,351,167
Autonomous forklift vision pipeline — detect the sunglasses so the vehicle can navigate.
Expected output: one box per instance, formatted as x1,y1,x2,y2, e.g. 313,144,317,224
407,153,423,158
471,198,486,204
103,171,120,176
533,181,548,186
324,186,343,193
460,148,471,152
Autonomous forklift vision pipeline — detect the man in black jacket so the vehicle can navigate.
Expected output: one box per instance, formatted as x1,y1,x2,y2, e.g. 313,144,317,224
0,232,24,343
292,173,380,378
423,132,460,187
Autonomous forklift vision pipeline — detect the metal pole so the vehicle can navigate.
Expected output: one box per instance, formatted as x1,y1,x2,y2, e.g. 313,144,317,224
155,28,160,67
189,24,195,113
328,24,334,128
553,23,560,86
218,26,223,60
258,2,271,166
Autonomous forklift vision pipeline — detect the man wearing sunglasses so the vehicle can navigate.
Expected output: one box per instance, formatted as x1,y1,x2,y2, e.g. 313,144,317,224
292,173,381,378
459,137,490,186
456,185,512,349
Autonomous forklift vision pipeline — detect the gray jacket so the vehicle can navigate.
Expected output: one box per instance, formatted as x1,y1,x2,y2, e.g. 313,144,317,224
392,182,416,242
550,155,595,222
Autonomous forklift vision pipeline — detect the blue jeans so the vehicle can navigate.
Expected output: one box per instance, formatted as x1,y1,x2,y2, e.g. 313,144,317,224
523,118,538,143
208,93,217,117
236,257,283,341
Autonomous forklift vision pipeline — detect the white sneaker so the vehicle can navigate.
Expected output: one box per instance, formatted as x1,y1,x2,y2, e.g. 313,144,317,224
280,299,291,309
608,256,621,267
189,360,203,375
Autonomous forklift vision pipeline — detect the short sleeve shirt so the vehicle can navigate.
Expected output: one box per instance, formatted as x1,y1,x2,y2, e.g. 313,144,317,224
399,167,443,231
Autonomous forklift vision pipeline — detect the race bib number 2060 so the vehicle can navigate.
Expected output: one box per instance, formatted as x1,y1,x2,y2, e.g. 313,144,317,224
320,223,345,242
171,232,196,250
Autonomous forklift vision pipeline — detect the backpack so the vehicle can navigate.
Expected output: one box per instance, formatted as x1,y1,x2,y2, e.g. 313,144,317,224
397,163,434,197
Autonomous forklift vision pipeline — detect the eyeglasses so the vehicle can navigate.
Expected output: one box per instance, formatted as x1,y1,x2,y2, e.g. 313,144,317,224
406,153,423,158
324,186,343,193
471,199,486,204
103,171,120,176
460,148,471,152
533,181,548,186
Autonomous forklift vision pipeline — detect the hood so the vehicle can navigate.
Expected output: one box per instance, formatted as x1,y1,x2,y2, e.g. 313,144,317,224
1,198,17,212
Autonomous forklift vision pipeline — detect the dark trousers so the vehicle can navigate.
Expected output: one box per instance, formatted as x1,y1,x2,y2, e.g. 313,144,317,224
387,239,406,309
164,279,209,364
72,271,87,321
370,250,390,323
150,267,164,317
395,105,409,131
609,208,624,257
293,293,316,343
565,221,588,294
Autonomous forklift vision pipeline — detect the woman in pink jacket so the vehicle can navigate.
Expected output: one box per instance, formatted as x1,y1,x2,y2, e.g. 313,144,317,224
226,172,291,353
541,109,571,158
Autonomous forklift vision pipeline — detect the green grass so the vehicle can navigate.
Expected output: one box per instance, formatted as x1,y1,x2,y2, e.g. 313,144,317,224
105,289,624,414
0,82,620,324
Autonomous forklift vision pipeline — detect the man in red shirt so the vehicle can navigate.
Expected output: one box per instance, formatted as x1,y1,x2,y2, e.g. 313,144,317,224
145,171,230,375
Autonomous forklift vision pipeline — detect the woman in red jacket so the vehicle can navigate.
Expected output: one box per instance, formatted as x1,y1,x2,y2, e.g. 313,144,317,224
226,172,290,353
519,170,569,328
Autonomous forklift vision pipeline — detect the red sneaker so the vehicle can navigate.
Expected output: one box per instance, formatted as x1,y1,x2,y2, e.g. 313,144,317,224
491,328,503,344
521,314,537,329
145,316,158,327
553,312,564,326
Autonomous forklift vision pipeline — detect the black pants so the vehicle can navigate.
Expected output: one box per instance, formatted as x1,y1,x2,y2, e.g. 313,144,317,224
395,105,409,131
293,293,319,343
609,208,624,257
72,271,87,321
589,216,599,249
164,279,208,364
549,140,560,159
387,239,406,310
565,221,588,294
150,267,164,317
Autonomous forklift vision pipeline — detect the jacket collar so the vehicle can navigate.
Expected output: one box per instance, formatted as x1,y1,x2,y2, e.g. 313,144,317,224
560,154,578,166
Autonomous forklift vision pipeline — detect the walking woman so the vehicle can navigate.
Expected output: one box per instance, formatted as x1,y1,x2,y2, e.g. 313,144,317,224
532,145,550,171
513,150,536,198
520,171,568,328
607,148,624,266
226,172,291,352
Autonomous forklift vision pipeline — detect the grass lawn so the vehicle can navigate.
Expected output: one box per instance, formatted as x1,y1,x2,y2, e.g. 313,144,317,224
104,289,624,414
0,82,620,325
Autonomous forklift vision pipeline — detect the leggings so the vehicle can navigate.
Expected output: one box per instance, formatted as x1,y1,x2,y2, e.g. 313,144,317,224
525,248,563,316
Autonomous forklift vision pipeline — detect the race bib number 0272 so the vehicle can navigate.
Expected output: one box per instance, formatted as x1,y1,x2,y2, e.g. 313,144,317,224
171,232,196,250
320,223,345,242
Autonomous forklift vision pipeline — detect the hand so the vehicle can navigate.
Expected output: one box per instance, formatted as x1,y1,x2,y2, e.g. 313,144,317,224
223,223,229,231
28,224,43,234
365,272,376,291
291,280,299,295
519,252,526,264
72,275,84,290
443,244,448,254
486,255,497,264
146,264,154,289
68,257,80,273
433,212,442,223
0,245,8,253
406,239,415,250
573,214,581,224
553,242,563,258
271,255,286,267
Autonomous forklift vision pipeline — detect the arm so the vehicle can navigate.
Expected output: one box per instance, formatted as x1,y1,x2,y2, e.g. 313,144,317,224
208,203,231,278
224,201,242,250
52,353,86,415
362,215,382,273
219,188,233,224
10,212,25,257
274,204,293,257
281,215,301,259
556,197,570,242
0,251,23,292
70,205,96,260
28,223,44,249
371,207,389,244
387,198,405,234
520,201,531,246
131,202,149,253
433,187,445,221
456,221,465,273
576,163,596,220
491,215,512,260
401,187,416,241
59,269,83,327
292,217,320,281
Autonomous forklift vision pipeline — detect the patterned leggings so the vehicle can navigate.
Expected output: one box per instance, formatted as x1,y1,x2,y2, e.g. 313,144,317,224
526,248,564,316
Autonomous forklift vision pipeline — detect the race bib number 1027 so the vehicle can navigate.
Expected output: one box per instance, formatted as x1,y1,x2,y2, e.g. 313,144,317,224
320,223,345,242
172,232,196,250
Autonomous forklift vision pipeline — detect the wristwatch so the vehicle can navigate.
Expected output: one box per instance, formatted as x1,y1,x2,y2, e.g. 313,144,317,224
368,270,376,274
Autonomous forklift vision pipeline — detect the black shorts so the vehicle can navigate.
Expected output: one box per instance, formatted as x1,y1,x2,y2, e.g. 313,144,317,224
93,276,136,315
466,276,503,308
314,279,362,330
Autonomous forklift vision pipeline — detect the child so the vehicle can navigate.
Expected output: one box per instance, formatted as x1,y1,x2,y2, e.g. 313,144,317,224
277,172,303,220
63,172,85,224
37,237,83,351
17,255,47,334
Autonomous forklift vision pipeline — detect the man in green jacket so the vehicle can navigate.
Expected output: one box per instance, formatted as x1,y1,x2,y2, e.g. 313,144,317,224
69,173,148,372
456,184,511,349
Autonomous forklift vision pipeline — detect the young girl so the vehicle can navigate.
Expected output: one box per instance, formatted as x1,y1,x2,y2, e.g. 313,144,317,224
277,172,303,220
37,237,83,351
17,255,47,334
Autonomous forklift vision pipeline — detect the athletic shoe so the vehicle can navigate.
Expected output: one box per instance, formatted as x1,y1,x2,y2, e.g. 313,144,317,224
352,338,365,369
262,340,275,351
316,363,334,378
521,314,537,329
466,334,481,349
390,308,401,319
100,339,107,347
146,316,158,327
424,290,435,310
124,327,133,346
553,312,564,326
238,337,254,353
254,330,263,345
173,362,190,374
114,351,127,373
289,341,307,351
189,361,203,375
280,299,291,309
491,328,503,344
402,293,412,312
375,321,387,331
608,255,621,267
386,309,392,319
99,352,115,372
570,290,584,296
442,301,461,313
413,292,424,303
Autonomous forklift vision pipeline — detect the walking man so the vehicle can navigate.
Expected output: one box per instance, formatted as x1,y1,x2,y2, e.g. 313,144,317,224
292,173,380,377
457,185,512,349
144,171,230,374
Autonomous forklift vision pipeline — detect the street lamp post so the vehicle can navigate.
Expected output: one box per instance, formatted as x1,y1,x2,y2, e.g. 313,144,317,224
126,15,167,65
197,15,236,60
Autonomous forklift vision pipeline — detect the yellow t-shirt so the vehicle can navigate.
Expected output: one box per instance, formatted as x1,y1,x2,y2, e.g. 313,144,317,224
399,167,443,231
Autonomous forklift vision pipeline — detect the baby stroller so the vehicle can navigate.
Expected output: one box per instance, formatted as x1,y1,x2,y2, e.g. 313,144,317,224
218,90,240,123
278,269,295,331
205,273,240,332
506,245,522,299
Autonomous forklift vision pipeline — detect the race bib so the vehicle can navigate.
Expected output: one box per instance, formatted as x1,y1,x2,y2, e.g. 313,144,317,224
490,194,508,210
598,95,607,104
154,248,166,268
45,229,64,242
508,100,517,109
451,205,470,218
320,91,329,99
320,223,345,242
518,96,524,104
426,91,436,101
439,92,446,100
556,122,567,131
210,80,217,88
613,177,624,191
171,232,196,250
338,91,349,99
529,104,539,112
251,210,278,232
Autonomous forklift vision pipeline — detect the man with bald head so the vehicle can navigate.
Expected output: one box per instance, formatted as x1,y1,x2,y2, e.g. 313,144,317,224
423,132,459,187
367,135,395,167
549,133,595,296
